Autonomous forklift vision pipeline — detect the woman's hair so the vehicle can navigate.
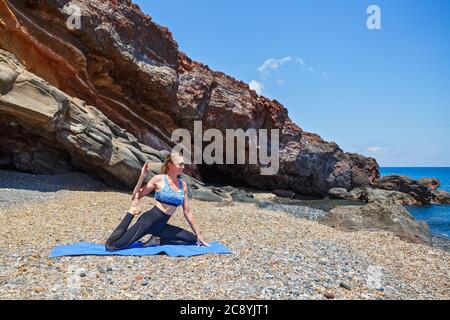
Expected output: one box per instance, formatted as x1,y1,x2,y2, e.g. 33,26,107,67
161,153,182,174
161,154,173,174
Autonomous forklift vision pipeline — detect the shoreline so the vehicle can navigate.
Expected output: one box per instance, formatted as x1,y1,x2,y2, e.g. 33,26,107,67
249,189,450,251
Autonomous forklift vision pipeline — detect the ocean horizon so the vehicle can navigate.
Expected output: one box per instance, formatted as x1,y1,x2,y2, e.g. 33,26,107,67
380,167,450,239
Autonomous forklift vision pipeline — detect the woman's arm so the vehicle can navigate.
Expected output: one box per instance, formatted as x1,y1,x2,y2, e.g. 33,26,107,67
182,181,210,247
132,161,150,199
134,175,160,201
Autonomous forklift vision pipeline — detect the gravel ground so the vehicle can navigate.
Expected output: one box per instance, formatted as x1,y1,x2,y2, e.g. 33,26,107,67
0,169,110,211
0,170,449,300
256,201,328,220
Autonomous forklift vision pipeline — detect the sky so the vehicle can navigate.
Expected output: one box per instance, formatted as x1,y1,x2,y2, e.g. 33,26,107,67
134,0,450,167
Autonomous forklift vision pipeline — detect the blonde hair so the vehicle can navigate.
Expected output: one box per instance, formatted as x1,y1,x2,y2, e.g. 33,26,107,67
161,153,182,174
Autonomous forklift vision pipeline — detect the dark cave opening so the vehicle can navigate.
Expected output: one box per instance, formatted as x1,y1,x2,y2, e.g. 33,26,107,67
197,164,252,188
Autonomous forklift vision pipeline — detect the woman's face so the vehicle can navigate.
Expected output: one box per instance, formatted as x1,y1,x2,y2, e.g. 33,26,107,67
169,155,185,175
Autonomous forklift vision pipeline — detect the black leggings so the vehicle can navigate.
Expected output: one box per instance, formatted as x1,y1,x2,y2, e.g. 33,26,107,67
105,205,197,251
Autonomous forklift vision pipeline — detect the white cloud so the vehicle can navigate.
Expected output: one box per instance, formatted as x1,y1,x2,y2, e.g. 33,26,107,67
257,57,292,78
256,55,324,80
257,56,306,78
365,146,388,153
254,56,324,91
249,80,264,95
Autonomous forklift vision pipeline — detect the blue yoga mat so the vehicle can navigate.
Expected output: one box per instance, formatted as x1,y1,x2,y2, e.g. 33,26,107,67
49,241,232,258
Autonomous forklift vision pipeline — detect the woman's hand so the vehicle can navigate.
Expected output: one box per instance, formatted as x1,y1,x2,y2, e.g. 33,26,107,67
196,235,210,247
140,160,150,177
131,189,140,203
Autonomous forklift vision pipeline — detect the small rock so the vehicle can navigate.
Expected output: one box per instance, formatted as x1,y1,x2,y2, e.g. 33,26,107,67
323,291,335,299
7,279,21,286
339,282,352,290
18,266,27,273
135,274,144,281
327,188,349,199
272,189,295,198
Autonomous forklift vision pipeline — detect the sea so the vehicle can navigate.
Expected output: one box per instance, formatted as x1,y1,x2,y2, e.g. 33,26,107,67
380,167,450,239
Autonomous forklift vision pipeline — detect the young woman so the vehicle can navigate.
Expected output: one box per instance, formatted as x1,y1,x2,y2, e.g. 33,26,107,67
105,153,209,251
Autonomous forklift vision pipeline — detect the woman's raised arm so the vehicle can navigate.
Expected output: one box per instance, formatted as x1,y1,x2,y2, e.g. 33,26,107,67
134,175,160,201
132,161,150,199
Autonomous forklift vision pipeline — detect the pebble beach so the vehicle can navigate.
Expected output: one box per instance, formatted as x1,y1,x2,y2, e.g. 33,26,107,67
0,170,449,300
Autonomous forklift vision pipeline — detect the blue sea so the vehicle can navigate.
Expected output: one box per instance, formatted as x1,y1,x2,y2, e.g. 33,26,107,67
380,167,450,239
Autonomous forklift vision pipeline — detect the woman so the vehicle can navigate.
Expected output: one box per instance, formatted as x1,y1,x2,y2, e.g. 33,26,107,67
105,153,210,251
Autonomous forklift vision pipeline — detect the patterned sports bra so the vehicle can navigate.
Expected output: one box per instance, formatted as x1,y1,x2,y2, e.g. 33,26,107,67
154,175,185,207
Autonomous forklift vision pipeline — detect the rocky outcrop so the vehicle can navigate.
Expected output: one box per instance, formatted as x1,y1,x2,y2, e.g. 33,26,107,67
0,47,166,187
320,202,433,245
373,175,433,205
344,187,368,201
417,178,440,192
272,189,296,199
0,48,258,203
327,188,349,200
366,188,418,206
327,186,418,205
0,0,380,196
432,190,450,204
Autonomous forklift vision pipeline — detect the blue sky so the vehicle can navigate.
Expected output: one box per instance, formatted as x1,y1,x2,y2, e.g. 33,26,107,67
135,0,450,167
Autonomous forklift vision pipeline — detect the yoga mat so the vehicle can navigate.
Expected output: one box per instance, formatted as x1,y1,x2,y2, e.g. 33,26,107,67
49,241,232,258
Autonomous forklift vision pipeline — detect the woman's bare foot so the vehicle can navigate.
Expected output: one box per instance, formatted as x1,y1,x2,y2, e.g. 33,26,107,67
142,235,161,247
128,204,142,216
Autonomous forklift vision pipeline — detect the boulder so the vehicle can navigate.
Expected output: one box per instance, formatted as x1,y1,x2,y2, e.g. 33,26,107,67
272,189,296,199
327,188,349,199
417,178,440,191
320,202,432,245
367,188,418,206
346,187,368,201
431,190,450,204
373,175,432,205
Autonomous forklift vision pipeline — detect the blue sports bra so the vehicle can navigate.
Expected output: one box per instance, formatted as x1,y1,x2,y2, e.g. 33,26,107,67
154,175,185,207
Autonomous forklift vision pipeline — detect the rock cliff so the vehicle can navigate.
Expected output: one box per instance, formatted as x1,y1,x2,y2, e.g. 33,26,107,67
0,0,380,197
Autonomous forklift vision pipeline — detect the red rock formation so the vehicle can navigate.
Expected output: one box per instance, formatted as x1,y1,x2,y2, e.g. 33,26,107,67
0,0,380,196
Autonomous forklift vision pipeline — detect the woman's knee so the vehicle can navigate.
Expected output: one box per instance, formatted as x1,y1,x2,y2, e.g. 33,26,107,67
181,230,197,243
